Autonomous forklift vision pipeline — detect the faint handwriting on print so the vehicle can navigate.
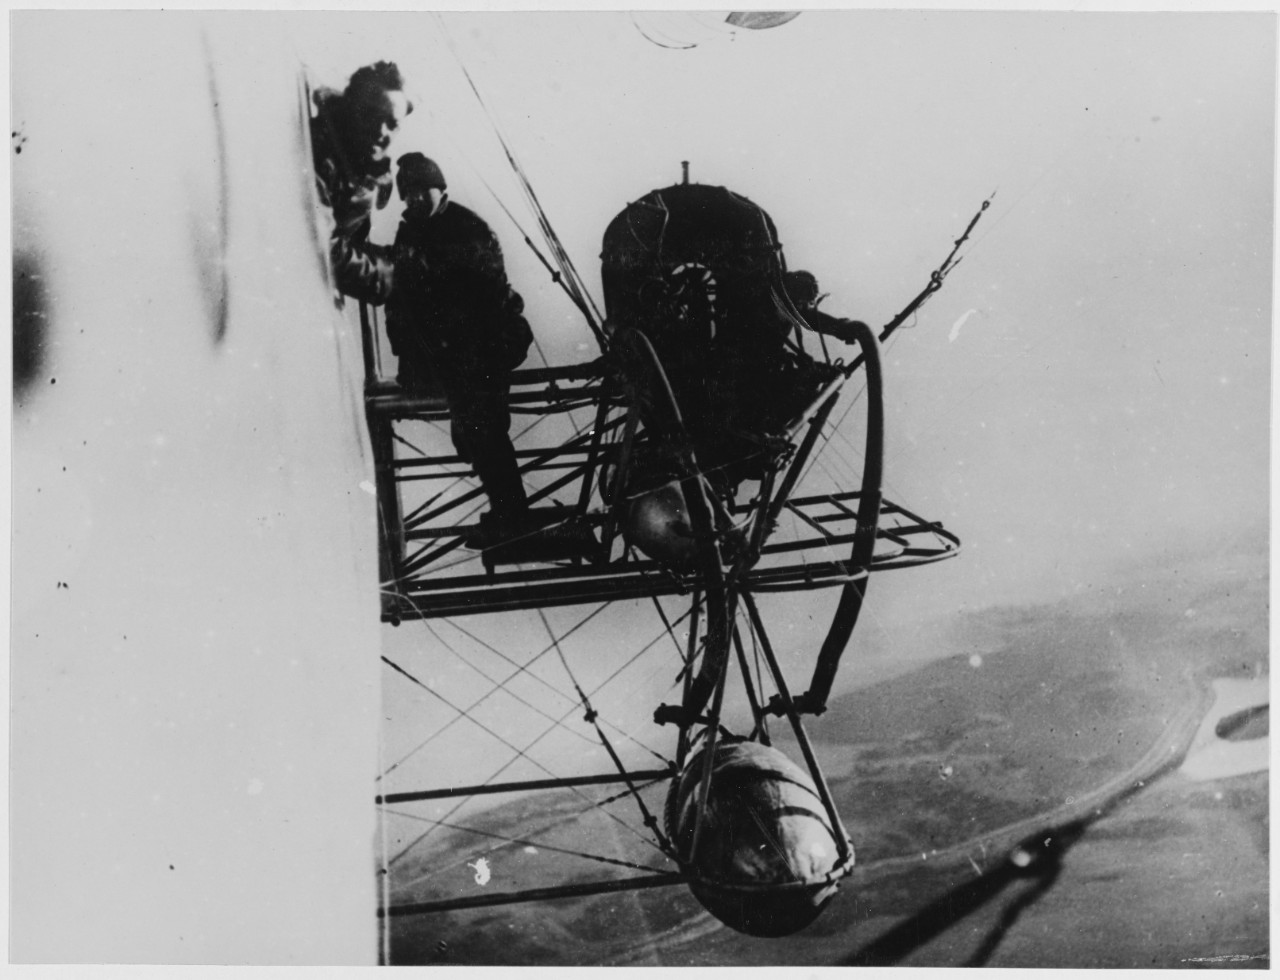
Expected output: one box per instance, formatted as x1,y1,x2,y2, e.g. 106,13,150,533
1180,954,1268,964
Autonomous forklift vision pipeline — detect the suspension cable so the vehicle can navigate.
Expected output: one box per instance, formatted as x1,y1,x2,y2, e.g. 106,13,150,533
445,610,671,766
470,162,598,334
433,14,606,347
380,596,646,777
384,597,700,868
387,798,673,882
376,617,601,783
379,655,566,785
537,609,672,853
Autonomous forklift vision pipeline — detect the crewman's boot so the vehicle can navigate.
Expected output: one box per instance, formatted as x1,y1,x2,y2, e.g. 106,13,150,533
480,507,597,564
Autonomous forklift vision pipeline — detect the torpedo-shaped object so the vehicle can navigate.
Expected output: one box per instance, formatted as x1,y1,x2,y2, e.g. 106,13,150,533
666,739,853,936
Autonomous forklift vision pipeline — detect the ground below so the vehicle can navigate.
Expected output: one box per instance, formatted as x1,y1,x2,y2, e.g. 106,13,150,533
384,550,1269,967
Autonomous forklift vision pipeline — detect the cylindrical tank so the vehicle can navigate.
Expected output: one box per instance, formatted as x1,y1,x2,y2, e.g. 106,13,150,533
625,481,699,568
665,739,852,936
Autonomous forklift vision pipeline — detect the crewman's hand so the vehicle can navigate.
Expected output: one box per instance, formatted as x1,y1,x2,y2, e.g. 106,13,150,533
330,182,380,238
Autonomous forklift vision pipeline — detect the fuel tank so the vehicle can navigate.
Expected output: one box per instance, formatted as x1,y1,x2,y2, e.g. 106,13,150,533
625,481,699,568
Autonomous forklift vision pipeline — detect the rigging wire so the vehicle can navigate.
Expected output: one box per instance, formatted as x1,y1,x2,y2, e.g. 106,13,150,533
444,615,672,766
793,189,1034,516
376,709,394,966
383,670,667,871
454,604,698,823
439,607,672,766
385,773,677,897
377,617,602,782
814,408,877,497
390,425,443,461
432,13,605,347
537,608,672,853
794,322,906,493
747,604,771,740
878,263,1160,479
649,595,690,664
413,126,561,376
460,149,593,354
378,597,617,780
379,654,570,787
798,185,1092,525
383,601,699,868
385,798,674,883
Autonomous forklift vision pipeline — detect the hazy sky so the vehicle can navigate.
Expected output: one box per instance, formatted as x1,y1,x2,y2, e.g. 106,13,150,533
361,9,1272,797
323,9,1273,620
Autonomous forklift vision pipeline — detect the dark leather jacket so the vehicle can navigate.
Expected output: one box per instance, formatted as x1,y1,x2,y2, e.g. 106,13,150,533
386,199,533,380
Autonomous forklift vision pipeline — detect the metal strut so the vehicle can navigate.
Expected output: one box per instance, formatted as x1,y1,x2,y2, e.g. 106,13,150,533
742,591,852,864
380,872,685,918
792,317,884,716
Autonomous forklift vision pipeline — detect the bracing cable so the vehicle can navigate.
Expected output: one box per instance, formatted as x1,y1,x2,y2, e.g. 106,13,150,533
380,598,648,780
383,599,699,867
443,611,672,766
433,14,606,348
537,608,673,854
376,617,603,782
379,654,571,787
387,789,674,886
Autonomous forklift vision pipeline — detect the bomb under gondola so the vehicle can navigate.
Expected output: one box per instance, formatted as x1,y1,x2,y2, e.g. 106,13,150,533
665,739,855,937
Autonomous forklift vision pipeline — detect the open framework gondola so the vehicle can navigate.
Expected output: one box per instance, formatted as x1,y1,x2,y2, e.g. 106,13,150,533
367,168,982,941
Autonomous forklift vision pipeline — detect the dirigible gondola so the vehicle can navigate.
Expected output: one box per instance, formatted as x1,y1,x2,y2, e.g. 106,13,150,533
368,153,986,938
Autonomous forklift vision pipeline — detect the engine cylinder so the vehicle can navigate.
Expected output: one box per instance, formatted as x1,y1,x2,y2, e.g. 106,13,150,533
665,739,851,936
